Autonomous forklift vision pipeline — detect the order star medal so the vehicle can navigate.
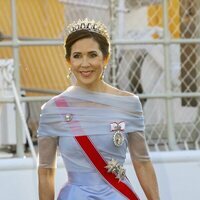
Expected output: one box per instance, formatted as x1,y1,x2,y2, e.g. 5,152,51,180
111,122,125,147
105,158,126,181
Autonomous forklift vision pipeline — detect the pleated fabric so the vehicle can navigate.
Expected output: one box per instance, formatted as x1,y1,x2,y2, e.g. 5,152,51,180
38,86,144,137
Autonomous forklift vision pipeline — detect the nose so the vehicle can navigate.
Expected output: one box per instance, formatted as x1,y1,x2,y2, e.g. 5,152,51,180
81,56,90,68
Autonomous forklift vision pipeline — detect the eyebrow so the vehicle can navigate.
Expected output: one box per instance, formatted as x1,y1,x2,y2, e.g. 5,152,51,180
72,50,98,55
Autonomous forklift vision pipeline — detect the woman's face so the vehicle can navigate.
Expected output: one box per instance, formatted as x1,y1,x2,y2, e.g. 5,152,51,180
68,38,107,88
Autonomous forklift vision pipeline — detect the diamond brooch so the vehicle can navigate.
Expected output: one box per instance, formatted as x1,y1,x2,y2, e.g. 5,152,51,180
65,114,73,122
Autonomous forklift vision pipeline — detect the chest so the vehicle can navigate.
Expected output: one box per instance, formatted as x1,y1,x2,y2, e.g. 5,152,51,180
58,134,128,157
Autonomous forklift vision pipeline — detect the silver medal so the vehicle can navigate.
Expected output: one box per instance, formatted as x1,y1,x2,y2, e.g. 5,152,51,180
110,122,125,147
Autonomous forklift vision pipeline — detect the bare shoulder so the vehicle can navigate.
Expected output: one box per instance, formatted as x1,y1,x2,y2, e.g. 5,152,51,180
105,84,135,97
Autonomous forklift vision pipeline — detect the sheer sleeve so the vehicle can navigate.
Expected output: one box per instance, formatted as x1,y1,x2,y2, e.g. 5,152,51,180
128,132,150,161
38,136,58,168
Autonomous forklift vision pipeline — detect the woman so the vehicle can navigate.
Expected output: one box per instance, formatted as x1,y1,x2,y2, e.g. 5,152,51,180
38,18,160,200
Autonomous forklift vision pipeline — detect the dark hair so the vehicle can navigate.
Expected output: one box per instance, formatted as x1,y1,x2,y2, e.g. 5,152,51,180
64,30,110,60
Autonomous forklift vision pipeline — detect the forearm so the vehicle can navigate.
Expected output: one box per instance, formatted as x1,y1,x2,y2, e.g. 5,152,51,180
38,167,55,200
133,160,160,200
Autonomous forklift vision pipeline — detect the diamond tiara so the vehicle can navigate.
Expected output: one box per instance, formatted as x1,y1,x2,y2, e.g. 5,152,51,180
65,18,110,41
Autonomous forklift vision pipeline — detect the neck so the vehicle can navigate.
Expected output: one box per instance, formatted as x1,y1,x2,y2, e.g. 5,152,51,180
75,80,106,93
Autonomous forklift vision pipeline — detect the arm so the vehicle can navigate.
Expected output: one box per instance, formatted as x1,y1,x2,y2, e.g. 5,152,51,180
38,168,55,200
133,159,159,200
38,136,58,200
128,132,160,200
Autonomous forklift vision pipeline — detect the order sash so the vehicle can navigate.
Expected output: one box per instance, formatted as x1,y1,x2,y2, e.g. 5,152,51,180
55,97,140,200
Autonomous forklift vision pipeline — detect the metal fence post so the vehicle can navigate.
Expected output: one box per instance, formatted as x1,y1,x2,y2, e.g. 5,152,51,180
11,0,24,157
163,0,178,150
110,0,118,87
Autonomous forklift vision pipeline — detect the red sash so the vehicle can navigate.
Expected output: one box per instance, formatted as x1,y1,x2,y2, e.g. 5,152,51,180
55,97,140,200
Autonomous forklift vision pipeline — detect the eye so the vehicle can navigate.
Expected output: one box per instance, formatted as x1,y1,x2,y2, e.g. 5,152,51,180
73,54,81,58
89,53,98,58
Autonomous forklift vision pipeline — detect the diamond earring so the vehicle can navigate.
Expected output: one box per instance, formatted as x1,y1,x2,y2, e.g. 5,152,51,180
67,68,72,79
100,67,106,80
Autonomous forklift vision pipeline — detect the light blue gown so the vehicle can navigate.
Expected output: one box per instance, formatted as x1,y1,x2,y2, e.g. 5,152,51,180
38,86,145,200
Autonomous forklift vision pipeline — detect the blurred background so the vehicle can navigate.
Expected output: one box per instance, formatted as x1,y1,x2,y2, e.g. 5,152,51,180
0,0,200,200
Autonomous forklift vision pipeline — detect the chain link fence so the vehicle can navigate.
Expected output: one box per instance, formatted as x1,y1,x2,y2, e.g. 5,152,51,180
0,0,200,153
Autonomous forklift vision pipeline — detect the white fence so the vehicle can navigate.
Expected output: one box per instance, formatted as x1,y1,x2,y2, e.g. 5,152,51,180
0,151,200,200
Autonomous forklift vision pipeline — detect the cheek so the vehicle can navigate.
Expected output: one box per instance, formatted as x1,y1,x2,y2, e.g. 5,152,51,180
70,58,105,70
92,59,104,68
70,60,80,70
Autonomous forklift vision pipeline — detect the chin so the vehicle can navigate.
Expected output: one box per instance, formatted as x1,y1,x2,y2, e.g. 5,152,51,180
77,77,100,86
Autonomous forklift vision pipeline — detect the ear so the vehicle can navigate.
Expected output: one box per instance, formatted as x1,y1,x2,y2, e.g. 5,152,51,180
66,58,71,66
103,55,110,66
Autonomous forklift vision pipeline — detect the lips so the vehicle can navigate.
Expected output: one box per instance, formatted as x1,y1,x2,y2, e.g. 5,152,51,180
80,70,93,77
